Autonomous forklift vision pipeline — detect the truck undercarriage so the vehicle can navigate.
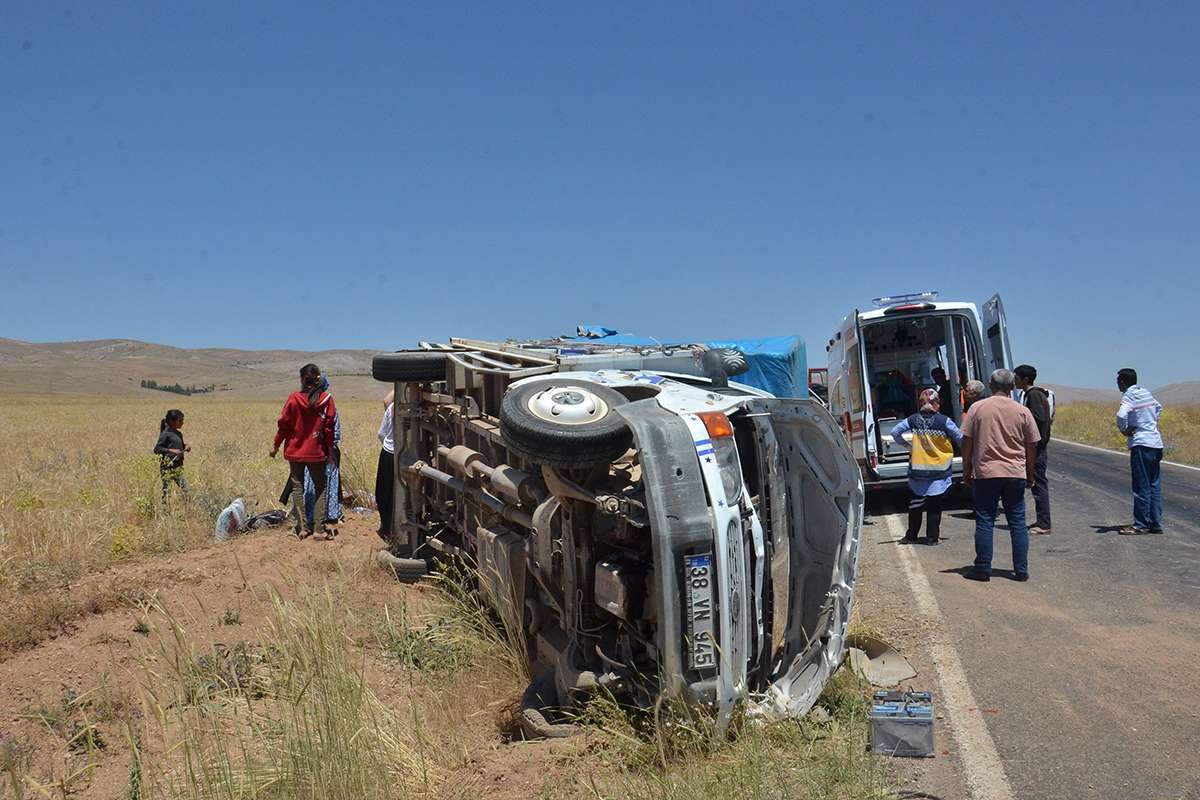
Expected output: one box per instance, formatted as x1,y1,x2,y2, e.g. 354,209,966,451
374,338,864,733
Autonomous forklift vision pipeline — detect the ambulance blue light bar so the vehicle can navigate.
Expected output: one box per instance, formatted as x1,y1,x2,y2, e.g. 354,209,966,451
872,291,939,309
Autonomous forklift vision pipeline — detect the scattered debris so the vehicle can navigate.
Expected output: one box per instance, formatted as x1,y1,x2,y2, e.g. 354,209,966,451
214,503,289,542
244,509,287,530
847,633,917,687
214,498,247,541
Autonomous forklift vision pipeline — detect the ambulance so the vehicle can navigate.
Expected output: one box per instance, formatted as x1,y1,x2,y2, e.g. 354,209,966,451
825,292,1013,490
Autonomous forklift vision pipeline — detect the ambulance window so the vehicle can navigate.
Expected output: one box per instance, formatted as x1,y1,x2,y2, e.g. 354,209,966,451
848,345,864,413
954,316,981,382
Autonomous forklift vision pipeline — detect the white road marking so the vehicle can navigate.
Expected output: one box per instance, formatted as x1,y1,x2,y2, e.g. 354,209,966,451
884,514,1017,800
1052,437,1200,473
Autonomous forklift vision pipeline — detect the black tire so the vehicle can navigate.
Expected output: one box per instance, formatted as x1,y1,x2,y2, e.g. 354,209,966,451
500,379,632,468
375,549,428,583
518,675,577,740
372,351,447,383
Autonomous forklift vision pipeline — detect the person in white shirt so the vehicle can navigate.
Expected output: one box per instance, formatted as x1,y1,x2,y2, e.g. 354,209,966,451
375,390,395,542
1115,368,1165,535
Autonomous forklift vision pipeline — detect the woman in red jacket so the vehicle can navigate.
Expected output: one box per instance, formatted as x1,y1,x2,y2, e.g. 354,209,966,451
270,363,338,539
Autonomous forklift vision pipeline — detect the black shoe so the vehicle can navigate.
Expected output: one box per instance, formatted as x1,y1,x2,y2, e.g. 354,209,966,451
964,570,991,582
901,535,918,544
925,537,940,546
1013,573,1030,582
1148,528,1164,534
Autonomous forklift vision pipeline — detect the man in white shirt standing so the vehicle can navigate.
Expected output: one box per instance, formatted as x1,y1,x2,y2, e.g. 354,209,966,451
1115,368,1165,535
375,390,396,543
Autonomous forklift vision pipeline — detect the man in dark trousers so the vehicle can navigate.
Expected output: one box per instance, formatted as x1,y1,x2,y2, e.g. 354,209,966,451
961,369,1041,582
1115,368,1165,534
1015,364,1053,535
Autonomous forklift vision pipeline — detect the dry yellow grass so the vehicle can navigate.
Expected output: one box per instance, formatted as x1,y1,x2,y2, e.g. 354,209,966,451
0,393,384,655
1053,402,1200,465
1,394,893,800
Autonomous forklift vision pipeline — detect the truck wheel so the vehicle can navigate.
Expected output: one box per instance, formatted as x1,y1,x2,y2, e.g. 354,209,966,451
500,379,632,468
375,549,428,583
372,351,447,382
517,675,577,740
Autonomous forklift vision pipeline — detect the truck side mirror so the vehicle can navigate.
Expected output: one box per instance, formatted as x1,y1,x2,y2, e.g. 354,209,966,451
701,348,749,388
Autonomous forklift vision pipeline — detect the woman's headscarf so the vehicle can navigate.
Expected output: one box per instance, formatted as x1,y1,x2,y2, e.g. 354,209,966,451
918,388,941,414
303,372,329,408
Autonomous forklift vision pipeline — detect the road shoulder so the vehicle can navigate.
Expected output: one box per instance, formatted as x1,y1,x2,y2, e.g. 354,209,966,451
854,512,972,800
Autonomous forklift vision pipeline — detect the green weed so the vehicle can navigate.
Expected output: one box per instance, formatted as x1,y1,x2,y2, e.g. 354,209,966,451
376,604,468,672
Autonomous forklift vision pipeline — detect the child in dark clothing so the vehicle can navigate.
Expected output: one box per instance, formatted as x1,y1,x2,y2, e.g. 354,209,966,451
154,409,191,498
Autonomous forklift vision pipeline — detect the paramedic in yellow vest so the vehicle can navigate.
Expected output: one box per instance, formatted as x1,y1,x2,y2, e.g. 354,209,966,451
891,388,964,545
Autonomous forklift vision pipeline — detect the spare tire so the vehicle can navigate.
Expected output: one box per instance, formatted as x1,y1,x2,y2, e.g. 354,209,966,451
372,351,447,383
500,379,632,468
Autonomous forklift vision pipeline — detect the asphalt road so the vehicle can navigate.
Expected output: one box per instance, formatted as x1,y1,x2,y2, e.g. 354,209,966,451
873,439,1200,800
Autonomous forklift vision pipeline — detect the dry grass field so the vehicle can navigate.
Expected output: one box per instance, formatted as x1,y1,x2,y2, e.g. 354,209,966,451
1053,402,1200,465
0,393,894,799
0,394,381,656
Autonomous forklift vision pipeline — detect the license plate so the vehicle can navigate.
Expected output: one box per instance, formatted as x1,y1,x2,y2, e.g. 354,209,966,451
685,553,716,670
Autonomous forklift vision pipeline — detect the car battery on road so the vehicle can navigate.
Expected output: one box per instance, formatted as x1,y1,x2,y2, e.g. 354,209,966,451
869,690,934,758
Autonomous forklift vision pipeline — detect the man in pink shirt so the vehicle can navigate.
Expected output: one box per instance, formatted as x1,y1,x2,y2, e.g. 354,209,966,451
961,369,1041,582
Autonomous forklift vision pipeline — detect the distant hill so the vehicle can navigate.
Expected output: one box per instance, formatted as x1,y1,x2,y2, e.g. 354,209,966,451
1045,382,1199,407
0,337,384,399
1153,382,1200,407
3,337,1197,406
1044,384,1123,405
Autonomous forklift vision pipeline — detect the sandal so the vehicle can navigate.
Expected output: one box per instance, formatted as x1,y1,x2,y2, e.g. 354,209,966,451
1117,526,1146,536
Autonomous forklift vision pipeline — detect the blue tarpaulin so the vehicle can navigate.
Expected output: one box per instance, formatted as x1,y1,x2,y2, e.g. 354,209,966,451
564,328,808,398
705,336,808,399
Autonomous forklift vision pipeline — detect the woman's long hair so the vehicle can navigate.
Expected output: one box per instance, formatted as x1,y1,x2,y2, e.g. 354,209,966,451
161,409,184,432
300,363,323,407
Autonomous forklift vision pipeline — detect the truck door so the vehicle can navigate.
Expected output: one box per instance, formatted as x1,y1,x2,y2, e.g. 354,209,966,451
745,396,864,718
981,294,1013,372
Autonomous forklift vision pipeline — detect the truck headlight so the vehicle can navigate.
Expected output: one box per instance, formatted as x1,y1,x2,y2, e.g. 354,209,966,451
713,437,743,504
697,411,744,505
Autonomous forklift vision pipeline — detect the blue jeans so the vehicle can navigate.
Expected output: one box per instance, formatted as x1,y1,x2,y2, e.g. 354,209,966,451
972,477,1029,576
1130,446,1163,530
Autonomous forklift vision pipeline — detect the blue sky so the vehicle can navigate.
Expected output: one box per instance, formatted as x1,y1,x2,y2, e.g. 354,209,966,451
2,2,1196,388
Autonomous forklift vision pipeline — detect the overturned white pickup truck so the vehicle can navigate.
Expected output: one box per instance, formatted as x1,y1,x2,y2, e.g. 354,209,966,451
373,336,863,732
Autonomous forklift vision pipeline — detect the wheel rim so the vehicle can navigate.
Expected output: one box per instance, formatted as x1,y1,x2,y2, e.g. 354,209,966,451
527,385,610,425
